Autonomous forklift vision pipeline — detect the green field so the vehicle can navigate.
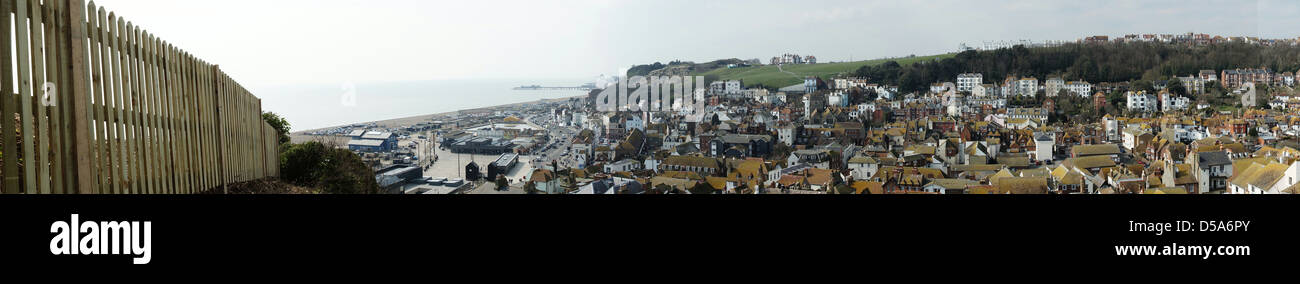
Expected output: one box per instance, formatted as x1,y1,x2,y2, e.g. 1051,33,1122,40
695,53,956,89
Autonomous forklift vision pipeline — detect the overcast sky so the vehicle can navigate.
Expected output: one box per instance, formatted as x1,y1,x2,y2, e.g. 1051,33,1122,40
90,0,1299,89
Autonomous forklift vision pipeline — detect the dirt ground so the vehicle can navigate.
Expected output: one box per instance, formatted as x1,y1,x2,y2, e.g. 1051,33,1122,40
204,178,318,194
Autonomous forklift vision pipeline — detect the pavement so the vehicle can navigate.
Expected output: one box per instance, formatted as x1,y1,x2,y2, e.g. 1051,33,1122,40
525,115,580,171
415,113,580,188
423,138,534,186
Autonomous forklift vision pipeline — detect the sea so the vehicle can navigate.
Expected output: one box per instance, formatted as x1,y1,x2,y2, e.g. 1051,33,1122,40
255,78,593,132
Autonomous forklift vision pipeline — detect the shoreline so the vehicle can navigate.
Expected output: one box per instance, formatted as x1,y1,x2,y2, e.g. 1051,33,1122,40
291,94,586,135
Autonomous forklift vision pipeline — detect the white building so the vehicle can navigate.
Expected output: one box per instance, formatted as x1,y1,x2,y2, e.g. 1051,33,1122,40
828,90,849,107
872,85,898,100
709,81,726,96
848,156,880,180
776,125,796,146
834,77,871,90
604,159,642,173
1044,77,1065,97
931,83,951,94
1267,162,1300,194
1126,91,1157,113
1160,92,1191,112
725,80,744,96
1103,115,1120,141
1006,107,1048,121
1122,129,1148,151
625,115,645,131
1018,77,1039,96
970,84,988,97
1066,81,1092,97
1176,76,1205,95
957,73,983,92
745,88,770,102
1033,132,1055,162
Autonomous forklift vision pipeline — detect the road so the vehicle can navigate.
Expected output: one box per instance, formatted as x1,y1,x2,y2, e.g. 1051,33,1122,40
525,115,579,171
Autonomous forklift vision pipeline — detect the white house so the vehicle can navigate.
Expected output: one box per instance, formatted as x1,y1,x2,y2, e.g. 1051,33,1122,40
931,83,951,94
1103,115,1120,141
1018,77,1039,96
957,73,983,92
828,90,849,107
776,125,796,146
1033,132,1055,162
1267,161,1300,194
1066,81,1092,97
1045,77,1065,96
1126,91,1157,112
1160,92,1191,112
625,115,645,131
971,84,988,97
1122,129,1148,151
725,80,744,97
604,159,642,173
745,88,769,102
847,155,880,180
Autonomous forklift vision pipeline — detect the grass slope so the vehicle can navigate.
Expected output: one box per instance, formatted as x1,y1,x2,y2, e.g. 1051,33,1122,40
696,53,956,89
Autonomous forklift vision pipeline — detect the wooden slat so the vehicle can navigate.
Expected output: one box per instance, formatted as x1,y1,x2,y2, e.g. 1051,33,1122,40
1,0,18,194
108,12,122,193
91,3,110,193
30,0,50,194
16,0,37,194
162,40,176,193
73,0,96,194
142,32,155,194
123,21,137,194
42,0,65,194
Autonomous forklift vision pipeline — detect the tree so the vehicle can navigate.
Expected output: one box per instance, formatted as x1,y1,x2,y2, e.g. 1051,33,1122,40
262,112,291,145
831,170,845,187
1132,80,1155,94
689,182,716,194
524,181,540,194
829,151,843,170
280,141,380,194
495,175,508,190
770,142,794,161
1168,79,1187,97
564,170,578,193
655,183,675,194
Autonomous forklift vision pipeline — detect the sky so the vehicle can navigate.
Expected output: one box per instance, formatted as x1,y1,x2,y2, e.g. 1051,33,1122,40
86,0,1300,129
88,0,1300,90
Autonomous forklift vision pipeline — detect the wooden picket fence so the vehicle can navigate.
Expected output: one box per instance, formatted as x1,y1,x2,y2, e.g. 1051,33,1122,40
0,0,279,194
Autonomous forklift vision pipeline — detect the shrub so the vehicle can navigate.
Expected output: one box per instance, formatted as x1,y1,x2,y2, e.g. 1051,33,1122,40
280,141,380,194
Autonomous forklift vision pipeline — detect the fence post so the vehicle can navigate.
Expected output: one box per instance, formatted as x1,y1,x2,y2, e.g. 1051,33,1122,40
65,0,94,193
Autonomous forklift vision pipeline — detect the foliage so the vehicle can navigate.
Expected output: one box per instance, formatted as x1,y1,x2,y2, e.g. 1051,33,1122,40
857,42,1300,94
524,181,538,194
262,112,291,145
280,141,380,194
688,182,717,194
770,142,794,161
495,174,508,190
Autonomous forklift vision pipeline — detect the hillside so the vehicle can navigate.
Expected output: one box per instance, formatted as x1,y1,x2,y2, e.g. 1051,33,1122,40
695,53,956,89
862,42,1300,94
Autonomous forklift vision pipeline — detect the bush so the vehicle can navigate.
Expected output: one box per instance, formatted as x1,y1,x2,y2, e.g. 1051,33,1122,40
280,141,380,194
